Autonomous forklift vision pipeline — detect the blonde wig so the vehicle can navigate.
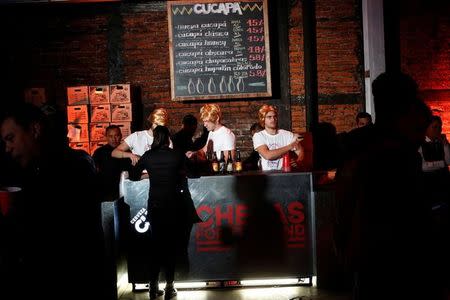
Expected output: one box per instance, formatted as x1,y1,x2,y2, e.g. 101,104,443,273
258,104,278,127
200,104,222,123
148,108,169,126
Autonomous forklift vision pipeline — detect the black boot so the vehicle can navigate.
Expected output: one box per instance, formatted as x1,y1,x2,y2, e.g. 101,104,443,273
164,282,177,300
149,281,164,300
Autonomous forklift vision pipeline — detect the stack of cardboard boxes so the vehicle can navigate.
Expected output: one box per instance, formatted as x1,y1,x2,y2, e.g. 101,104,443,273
67,84,132,155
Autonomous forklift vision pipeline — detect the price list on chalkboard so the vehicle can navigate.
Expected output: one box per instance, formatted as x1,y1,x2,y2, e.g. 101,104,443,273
168,0,271,101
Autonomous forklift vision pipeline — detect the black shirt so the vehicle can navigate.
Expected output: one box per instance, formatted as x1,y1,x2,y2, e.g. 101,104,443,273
92,144,131,201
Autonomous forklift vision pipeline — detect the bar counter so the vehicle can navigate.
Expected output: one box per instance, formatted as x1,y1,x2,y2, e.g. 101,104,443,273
116,170,317,286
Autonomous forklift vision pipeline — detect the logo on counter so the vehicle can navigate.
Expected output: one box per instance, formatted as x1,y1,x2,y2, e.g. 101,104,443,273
130,208,150,234
195,201,306,252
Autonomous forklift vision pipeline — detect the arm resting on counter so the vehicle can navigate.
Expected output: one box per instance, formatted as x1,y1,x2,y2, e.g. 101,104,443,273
256,142,297,161
112,141,141,166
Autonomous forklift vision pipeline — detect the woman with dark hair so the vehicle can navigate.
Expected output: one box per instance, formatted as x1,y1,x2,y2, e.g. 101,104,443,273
131,125,201,300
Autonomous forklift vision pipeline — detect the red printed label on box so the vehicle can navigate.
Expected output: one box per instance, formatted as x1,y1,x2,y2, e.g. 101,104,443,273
89,85,110,104
90,105,111,123
67,86,89,105
111,103,132,122
110,84,131,103
67,105,89,124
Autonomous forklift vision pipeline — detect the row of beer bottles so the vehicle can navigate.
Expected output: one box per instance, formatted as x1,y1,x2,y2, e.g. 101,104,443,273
209,150,242,174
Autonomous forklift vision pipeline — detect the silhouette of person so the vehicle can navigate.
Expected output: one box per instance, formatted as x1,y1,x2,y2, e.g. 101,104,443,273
172,114,208,154
312,122,339,171
334,72,443,300
418,115,450,294
129,126,201,300
0,102,106,300
172,114,209,176
220,175,286,277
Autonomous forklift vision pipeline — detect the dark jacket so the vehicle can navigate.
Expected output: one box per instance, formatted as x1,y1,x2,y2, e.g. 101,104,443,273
131,146,201,224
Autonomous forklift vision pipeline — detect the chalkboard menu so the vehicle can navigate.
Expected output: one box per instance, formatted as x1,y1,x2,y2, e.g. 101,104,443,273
168,0,271,101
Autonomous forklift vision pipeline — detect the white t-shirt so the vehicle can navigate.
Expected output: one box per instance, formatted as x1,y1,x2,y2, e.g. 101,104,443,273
253,129,294,171
124,130,153,156
206,125,235,159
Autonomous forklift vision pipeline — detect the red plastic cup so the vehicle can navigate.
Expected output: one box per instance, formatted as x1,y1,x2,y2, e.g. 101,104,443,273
0,187,21,216
282,153,291,172
0,191,11,216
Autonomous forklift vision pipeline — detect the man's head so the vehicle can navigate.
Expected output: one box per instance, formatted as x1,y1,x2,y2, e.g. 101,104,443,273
105,125,122,148
0,103,45,168
426,115,443,141
200,104,221,132
372,72,431,148
372,72,418,126
258,104,278,130
182,114,198,136
148,108,169,129
356,112,372,128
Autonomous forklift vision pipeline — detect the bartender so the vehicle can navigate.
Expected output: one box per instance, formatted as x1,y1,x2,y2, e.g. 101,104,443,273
252,104,304,171
186,104,236,162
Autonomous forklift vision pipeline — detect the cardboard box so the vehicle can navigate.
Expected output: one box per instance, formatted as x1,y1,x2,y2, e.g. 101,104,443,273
67,86,89,105
111,103,132,122
89,123,110,142
67,105,89,124
67,123,89,142
90,141,107,156
90,105,111,123
110,84,131,103
89,85,110,104
69,142,90,154
24,87,46,107
111,122,131,138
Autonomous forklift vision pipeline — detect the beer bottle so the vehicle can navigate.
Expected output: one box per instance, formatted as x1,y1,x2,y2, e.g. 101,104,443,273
219,151,226,174
234,149,242,173
226,151,234,174
211,152,219,174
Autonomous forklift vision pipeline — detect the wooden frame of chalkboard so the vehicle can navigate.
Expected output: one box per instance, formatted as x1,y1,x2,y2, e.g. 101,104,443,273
168,0,272,101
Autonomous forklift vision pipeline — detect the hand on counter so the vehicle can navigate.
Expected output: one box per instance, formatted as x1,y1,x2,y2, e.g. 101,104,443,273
126,153,141,166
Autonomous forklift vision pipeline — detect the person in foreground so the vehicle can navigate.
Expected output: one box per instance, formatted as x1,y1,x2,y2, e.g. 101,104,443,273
335,72,447,300
130,126,201,300
0,102,106,300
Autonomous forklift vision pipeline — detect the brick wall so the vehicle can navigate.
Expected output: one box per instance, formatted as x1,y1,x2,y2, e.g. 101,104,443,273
0,5,111,110
0,0,365,158
289,0,364,134
399,0,450,137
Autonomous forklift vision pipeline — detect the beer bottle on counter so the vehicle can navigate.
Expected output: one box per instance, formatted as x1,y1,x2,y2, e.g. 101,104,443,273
219,151,226,174
234,149,242,173
211,152,219,174
226,151,234,174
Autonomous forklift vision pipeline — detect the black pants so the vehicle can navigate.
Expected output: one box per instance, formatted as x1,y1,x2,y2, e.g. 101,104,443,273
149,210,192,284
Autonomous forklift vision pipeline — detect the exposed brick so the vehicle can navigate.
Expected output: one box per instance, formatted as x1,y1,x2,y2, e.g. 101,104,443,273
14,0,450,161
